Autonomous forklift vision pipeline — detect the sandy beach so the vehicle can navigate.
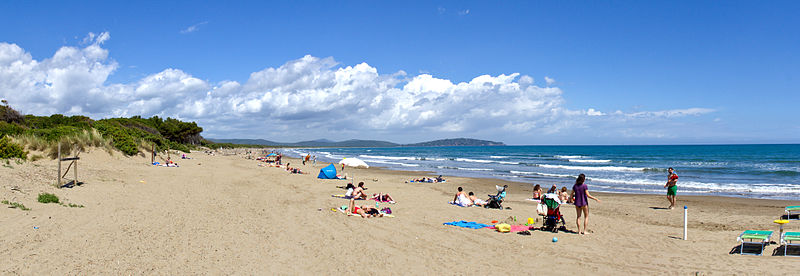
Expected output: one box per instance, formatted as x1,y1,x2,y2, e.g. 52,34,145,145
2,150,799,275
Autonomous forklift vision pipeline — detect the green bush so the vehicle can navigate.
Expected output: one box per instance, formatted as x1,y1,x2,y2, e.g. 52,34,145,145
0,121,26,136
37,193,59,204
0,135,27,160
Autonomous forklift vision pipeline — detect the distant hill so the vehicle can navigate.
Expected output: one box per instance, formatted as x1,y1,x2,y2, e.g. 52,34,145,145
404,138,505,147
208,138,282,146
207,138,399,148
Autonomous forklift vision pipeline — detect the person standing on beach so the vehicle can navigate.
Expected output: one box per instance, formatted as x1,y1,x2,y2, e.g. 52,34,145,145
570,174,600,235
664,167,679,209
312,155,317,166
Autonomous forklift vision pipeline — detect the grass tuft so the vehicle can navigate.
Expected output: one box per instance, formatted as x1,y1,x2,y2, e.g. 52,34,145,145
37,193,59,204
2,200,30,211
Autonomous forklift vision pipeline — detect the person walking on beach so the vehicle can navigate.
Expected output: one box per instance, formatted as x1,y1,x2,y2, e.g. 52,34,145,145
312,155,317,166
570,174,600,235
664,167,679,209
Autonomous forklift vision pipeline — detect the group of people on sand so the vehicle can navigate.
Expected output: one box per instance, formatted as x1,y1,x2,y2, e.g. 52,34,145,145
527,175,601,235
532,184,574,204
450,187,490,207
410,175,445,183
343,182,395,218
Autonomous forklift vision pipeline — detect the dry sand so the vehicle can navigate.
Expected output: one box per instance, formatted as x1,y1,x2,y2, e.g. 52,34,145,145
1,149,799,275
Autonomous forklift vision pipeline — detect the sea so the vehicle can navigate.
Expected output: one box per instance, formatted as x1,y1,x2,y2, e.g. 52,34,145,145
281,144,800,200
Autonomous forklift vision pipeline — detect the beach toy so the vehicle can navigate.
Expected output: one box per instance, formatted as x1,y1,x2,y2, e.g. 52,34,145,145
527,217,534,225
491,220,498,223
552,237,558,242
33,226,38,229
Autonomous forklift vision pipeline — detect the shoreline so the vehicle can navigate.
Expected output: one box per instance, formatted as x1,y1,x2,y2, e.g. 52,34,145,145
291,155,800,204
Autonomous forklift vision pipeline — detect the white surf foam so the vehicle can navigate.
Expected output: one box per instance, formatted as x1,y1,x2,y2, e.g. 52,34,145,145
569,159,611,163
454,158,493,163
539,164,645,172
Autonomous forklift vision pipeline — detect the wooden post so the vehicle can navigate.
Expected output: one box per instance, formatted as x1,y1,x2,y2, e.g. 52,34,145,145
73,145,78,185
151,144,155,164
57,143,61,186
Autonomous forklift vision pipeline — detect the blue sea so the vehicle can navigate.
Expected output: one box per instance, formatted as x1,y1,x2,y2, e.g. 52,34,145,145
282,144,800,200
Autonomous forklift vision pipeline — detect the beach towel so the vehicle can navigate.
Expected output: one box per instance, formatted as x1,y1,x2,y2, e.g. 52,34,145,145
488,225,531,232
331,194,362,200
449,201,473,207
443,221,492,229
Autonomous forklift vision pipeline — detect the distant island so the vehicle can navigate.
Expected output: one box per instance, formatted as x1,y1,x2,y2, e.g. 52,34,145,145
208,137,505,148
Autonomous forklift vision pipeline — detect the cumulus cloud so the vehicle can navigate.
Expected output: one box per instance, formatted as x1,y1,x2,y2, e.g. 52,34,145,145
180,21,208,34
0,33,717,143
544,76,555,86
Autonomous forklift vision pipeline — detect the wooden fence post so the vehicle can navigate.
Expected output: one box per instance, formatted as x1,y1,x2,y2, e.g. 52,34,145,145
57,143,61,186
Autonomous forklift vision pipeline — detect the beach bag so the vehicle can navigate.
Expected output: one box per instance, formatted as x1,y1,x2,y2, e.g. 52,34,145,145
486,198,502,209
381,207,392,214
495,223,511,233
537,203,547,216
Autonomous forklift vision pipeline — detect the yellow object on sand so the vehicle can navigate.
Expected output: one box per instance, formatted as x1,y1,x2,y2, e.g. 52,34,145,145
495,223,511,233
774,219,790,224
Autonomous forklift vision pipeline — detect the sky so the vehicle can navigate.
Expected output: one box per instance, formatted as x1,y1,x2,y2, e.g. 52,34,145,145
0,0,798,145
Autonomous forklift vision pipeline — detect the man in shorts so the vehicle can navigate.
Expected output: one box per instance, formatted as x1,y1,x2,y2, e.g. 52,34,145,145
664,167,678,209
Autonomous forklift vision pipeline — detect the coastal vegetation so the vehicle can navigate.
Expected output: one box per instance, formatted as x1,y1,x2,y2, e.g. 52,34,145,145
37,193,59,204
1,200,30,211
0,102,240,159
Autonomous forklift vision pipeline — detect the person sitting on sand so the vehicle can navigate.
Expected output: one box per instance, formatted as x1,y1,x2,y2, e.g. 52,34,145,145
347,198,383,218
344,183,355,199
450,187,472,207
559,187,572,204
532,184,543,200
371,193,396,204
435,175,445,182
467,192,487,207
351,182,369,200
547,184,558,194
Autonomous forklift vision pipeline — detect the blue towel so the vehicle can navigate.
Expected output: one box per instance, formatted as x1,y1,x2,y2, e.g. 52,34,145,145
443,221,492,229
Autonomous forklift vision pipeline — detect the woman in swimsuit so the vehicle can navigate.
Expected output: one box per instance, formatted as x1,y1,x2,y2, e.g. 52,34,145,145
348,198,383,218
570,174,600,235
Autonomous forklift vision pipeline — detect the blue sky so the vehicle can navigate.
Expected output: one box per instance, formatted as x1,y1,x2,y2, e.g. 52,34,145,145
0,1,798,144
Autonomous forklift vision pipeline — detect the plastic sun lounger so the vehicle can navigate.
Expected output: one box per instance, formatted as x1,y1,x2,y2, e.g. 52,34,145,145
737,230,773,255
781,232,800,257
786,206,800,220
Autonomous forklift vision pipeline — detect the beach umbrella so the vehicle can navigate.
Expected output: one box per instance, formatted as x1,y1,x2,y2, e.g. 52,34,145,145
339,157,369,168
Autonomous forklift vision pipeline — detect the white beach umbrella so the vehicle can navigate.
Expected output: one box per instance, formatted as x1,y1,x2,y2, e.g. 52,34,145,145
339,157,369,168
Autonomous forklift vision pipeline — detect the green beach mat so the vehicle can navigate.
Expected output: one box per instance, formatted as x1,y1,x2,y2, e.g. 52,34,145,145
741,230,772,241
784,232,800,241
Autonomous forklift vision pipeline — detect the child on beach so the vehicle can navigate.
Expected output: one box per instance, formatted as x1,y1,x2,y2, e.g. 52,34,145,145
570,174,600,235
532,184,543,200
664,167,679,209
559,187,572,204
468,192,487,207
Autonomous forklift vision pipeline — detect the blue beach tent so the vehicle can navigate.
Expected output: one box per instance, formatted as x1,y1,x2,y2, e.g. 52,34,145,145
318,164,338,179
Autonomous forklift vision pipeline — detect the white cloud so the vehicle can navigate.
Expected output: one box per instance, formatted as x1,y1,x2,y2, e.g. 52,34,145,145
0,33,719,144
459,9,470,15
544,76,555,86
180,21,208,34
586,108,605,116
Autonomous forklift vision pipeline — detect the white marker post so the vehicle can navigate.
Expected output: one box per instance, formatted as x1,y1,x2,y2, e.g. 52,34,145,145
683,206,688,240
